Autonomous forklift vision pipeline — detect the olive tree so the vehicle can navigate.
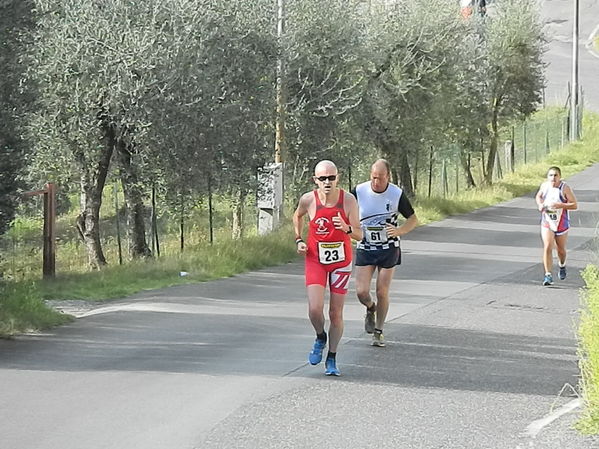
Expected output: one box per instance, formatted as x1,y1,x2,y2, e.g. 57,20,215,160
479,0,546,184
359,0,464,197
27,0,211,266
283,0,367,194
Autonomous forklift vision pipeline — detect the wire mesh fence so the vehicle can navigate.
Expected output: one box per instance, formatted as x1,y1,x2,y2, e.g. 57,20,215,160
418,108,572,197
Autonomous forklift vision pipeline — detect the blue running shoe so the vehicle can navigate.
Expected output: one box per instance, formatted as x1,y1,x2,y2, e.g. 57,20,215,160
308,339,326,365
324,358,340,376
543,273,553,286
559,266,567,280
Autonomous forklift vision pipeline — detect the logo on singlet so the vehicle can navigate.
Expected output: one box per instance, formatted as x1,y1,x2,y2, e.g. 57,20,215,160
314,217,330,235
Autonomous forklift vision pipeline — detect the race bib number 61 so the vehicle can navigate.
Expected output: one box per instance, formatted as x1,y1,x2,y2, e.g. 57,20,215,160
365,226,388,245
318,241,346,265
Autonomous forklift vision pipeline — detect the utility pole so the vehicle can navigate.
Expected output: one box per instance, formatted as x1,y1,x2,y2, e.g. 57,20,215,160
257,0,285,235
274,0,285,163
570,0,579,141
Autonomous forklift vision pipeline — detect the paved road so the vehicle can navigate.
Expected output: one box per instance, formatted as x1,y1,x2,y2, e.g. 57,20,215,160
2,162,599,448
542,0,599,111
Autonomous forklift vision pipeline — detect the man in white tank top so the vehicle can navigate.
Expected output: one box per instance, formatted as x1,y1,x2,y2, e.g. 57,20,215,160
352,159,418,347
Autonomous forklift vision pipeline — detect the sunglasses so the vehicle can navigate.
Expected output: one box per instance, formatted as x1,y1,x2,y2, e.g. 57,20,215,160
315,175,337,182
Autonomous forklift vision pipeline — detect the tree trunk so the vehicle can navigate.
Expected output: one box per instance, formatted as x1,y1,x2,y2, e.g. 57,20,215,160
460,150,476,188
74,121,114,269
413,149,419,194
232,188,247,240
380,139,414,197
484,101,500,185
76,181,108,269
116,138,151,259
397,149,414,198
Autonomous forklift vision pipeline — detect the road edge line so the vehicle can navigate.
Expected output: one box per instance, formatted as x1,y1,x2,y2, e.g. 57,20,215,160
522,398,582,438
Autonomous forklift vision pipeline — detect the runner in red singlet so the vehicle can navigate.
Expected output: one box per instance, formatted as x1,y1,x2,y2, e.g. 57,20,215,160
293,160,362,376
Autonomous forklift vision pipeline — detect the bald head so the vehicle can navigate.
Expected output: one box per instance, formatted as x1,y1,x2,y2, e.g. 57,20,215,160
370,159,391,193
371,159,391,176
314,160,338,176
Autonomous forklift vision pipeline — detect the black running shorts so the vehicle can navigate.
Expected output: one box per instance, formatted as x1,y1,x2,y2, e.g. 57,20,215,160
355,246,401,268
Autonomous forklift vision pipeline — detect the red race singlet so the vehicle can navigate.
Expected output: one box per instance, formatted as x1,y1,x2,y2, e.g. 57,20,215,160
306,189,352,271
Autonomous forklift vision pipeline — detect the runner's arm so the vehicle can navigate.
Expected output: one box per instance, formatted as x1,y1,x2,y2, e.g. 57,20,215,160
293,193,310,254
345,193,363,241
558,185,578,210
387,194,418,237
535,185,546,211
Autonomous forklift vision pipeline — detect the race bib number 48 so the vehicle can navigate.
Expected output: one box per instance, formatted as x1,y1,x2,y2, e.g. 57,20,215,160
318,241,346,265
544,208,562,232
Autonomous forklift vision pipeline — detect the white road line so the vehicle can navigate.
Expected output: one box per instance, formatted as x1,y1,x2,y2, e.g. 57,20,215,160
523,398,582,438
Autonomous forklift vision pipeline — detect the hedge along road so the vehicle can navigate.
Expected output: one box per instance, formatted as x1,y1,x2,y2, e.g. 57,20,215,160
1,161,599,449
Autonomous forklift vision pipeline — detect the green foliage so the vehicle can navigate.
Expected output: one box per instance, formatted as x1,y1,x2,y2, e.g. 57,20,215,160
360,0,466,187
283,0,367,193
37,223,298,301
0,0,34,235
484,0,546,118
0,281,71,337
577,265,599,434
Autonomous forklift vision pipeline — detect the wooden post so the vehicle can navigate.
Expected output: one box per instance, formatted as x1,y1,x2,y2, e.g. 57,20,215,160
208,175,214,245
114,183,123,265
42,183,56,278
24,184,56,278
180,195,185,253
495,150,503,180
523,122,528,164
442,160,448,197
428,145,434,198
455,157,459,193
151,186,160,257
511,126,516,170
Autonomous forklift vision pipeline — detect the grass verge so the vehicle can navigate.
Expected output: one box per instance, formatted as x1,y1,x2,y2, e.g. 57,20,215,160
0,282,72,336
0,224,298,337
38,225,298,302
578,265,599,434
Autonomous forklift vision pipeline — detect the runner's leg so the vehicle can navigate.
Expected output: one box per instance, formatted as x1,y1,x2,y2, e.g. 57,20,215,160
555,232,569,265
307,284,326,335
541,227,555,274
355,265,376,308
328,291,346,353
375,266,395,330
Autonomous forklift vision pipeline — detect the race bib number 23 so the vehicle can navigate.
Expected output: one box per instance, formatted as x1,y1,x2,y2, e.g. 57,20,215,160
318,241,346,265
